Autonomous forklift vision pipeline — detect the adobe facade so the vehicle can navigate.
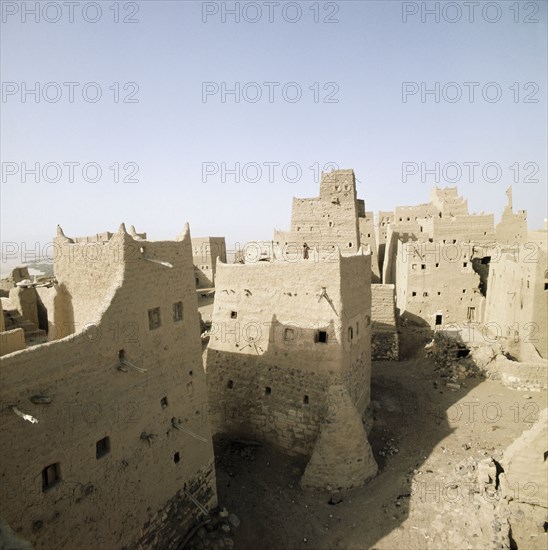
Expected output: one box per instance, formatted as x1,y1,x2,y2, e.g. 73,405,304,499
395,240,486,329
381,187,495,285
0,224,217,549
205,251,378,489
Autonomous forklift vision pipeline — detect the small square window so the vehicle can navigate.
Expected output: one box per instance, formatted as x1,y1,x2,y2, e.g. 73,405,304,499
96,437,110,459
227,380,234,389
174,452,180,464
173,302,183,322
316,330,328,344
412,291,417,297
463,262,468,268
230,311,238,319
42,463,61,491
283,328,295,341
264,386,272,396
462,289,466,294
148,307,161,330
303,395,309,405
161,396,168,409
421,264,426,270
435,263,439,268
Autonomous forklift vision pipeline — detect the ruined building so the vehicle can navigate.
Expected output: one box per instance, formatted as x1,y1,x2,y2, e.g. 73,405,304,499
495,187,528,246
192,237,227,289
0,224,217,549
484,243,548,360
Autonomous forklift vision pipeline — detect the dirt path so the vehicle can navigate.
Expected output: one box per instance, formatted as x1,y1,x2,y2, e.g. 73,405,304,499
214,352,547,550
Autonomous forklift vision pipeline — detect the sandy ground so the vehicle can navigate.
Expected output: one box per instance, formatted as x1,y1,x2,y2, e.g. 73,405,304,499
213,348,547,550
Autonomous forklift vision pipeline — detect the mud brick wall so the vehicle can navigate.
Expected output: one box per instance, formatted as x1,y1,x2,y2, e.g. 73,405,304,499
0,225,217,549
205,253,373,455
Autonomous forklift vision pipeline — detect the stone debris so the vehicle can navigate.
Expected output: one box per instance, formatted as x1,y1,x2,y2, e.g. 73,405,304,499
185,508,239,550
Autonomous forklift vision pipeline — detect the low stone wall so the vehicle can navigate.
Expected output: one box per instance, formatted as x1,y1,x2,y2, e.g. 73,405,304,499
0,328,25,356
497,357,548,391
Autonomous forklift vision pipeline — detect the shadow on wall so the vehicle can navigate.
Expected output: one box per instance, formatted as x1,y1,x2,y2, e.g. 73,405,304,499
205,313,362,458
214,343,510,550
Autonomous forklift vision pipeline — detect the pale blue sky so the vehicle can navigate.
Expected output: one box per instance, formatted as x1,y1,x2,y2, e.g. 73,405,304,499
1,0,547,254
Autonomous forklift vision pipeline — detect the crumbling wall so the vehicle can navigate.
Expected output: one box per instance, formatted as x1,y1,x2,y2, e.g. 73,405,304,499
495,187,528,246
484,247,548,359
500,408,548,549
9,286,39,327
0,224,217,549
0,267,30,295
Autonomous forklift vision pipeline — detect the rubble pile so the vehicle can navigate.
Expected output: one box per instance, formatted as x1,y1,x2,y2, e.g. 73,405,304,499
425,333,484,384
183,508,240,550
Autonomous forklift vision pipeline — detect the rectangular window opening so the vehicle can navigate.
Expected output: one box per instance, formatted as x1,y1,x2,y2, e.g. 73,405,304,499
230,311,238,319
148,307,161,330
42,463,61,491
435,314,443,326
316,330,328,344
173,301,183,322
264,386,272,396
96,437,110,459
467,307,476,322
161,396,168,409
